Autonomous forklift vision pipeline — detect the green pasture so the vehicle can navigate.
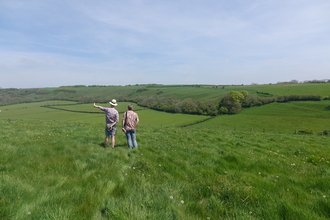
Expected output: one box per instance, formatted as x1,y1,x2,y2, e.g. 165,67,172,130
3,84,330,111
137,109,211,127
247,83,330,97
1,119,330,219
195,100,330,134
1,100,330,133
129,85,227,100
45,102,146,114
0,101,101,123
0,101,210,126
19,83,330,103
25,86,139,100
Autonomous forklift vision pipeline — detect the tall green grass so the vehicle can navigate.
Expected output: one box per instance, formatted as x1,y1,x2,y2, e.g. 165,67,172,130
196,100,330,134
1,119,329,219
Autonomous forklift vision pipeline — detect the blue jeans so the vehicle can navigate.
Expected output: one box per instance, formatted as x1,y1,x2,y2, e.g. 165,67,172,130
126,129,138,149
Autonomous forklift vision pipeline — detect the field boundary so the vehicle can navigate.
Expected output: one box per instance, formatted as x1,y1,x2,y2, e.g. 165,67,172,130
179,116,215,127
41,105,146,114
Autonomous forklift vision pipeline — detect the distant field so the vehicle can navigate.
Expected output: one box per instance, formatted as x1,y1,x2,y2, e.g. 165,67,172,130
45,102,146,113
0,102,101,123
1,100,329,134
249,83,330,96
137,109,211,127
0,101,211,126
68,83,330,99
195,100,330,134
15,83,330,103
43,83,330,132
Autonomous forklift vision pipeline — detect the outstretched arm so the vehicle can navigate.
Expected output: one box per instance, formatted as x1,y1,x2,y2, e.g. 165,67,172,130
93,103,102,108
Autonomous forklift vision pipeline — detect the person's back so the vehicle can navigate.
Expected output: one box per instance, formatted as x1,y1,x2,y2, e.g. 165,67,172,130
100,106,118,124
123,110,138,131
122,104,139,149
94,99,119,148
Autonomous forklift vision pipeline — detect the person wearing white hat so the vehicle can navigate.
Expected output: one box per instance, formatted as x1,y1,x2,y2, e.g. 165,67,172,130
94,99,119,148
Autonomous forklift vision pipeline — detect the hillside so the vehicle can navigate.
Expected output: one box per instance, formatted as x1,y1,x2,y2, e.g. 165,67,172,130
1,83,329,219
1,83,330,106
1,119,330,219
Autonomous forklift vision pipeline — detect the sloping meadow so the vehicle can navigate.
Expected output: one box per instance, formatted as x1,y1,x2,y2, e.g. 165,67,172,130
0,101,211,126
195,100,330,134
1,119,329,219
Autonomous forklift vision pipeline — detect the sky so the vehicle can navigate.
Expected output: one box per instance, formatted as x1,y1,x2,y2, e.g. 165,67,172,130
1,0,330,88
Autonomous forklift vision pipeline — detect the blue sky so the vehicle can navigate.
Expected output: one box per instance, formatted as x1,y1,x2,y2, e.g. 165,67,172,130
1,0,329,88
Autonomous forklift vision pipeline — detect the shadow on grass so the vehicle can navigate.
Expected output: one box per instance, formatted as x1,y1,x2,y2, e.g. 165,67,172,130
95,142,128,148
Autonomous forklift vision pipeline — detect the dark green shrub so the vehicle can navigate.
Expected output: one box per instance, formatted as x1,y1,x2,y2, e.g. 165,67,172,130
297,129,314,135
318,130,330,136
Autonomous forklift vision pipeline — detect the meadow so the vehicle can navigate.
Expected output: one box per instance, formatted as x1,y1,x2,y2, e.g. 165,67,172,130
195,100,330,134
1,99,329,134
8,83,330,104
0,118,329,219
0,101,211,126
1,83,330,219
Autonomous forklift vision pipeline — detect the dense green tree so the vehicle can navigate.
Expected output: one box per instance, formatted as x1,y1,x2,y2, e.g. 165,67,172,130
180,98,198,114
219,93,242,114
229,91,245,103
242,94,261,107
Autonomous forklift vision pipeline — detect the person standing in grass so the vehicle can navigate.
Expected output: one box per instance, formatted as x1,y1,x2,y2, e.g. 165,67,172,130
94,99,119,149
122,104,139,149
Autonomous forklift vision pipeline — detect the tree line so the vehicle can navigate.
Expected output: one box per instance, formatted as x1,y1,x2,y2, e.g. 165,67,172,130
0,87,327,116
128,90,327,115
277,79,330,84
130,91,277,115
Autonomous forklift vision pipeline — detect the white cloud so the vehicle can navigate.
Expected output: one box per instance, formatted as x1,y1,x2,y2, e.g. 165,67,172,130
1,0,330,88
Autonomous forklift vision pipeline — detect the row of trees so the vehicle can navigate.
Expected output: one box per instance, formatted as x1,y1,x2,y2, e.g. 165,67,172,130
219,91,276,114
131,91,277,115
277,79,330,84
132,90,327,115
134,95,219,116
0,88,327,116
277,95,322,102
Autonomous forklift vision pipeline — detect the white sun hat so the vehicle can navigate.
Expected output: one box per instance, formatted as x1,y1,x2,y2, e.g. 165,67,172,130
109,99,117,106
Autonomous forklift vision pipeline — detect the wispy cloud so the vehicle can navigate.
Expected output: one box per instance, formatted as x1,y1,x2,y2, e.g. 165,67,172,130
1,0,329,88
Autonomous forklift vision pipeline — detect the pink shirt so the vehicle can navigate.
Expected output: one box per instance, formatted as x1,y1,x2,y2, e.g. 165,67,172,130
100,107,119,124
123,111,139,130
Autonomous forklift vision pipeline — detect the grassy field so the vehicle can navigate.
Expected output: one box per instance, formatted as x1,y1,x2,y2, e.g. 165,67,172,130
43,103,146,113
132,83,330,99
1,119,329,219
1,83,330,219
247,83,330,97
195,100,330,134
11,83,330,103
0,101,211,126
1,100,329,134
